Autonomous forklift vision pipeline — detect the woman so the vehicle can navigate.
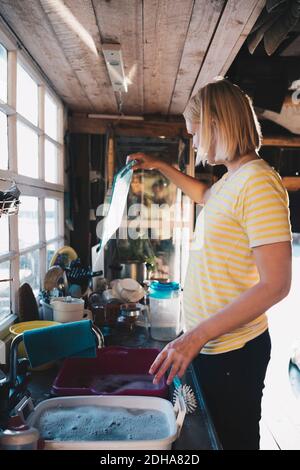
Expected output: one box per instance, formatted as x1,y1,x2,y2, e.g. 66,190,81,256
127,78,292,450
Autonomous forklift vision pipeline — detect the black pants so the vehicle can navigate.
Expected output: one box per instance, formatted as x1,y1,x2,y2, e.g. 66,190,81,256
193,330,271,450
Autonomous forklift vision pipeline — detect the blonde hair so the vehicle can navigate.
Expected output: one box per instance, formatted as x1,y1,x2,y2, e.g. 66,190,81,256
183,77,262,165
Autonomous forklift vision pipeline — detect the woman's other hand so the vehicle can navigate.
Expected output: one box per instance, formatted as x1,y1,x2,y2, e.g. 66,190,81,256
126,153,162,171
149,327,205,385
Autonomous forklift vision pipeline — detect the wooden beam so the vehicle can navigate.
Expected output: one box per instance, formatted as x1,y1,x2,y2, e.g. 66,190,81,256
282,177,300,192
39,0,116,113
93,0,144,114
7,50,17,173
69,115,189,138
69,115,300,146
143,0,194,115
69,134,90,266
190,0,265,100
169,0,225,115
262,135,300,148
107,136,115,187
0,0,89,109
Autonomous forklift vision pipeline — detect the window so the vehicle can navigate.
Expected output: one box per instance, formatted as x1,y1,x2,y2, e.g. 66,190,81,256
0,216,9,255
17,63,38,126
0,260,11,321
18,196,39,249
0,43,7,103
0,111,8,169
46,199,60,272
19,250,40,297
0,25,64,327
47,241,59,268
45,93,58,141
45,198,59,241
17,121,39,178
45,139,59,184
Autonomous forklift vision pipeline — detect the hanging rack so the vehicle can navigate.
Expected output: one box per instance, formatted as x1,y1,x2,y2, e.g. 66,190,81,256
0,179,21,217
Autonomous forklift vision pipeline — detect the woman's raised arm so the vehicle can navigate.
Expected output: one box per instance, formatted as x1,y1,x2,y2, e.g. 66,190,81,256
127,153,208,204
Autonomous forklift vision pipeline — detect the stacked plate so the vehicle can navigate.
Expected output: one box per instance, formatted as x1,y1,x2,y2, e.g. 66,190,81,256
110,278,145,303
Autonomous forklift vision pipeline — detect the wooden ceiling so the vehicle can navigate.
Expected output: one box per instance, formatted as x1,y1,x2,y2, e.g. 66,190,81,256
0,0,265,116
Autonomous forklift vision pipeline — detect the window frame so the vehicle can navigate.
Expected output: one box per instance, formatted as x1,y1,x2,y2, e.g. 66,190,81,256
0,26,65,329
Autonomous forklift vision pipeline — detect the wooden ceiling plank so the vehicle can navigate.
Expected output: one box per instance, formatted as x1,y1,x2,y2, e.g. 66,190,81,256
93,0,144,115
143,0,195,115
219,0,266,77
169,0,225,115
0,0,90,109
190,0,266,99
39,0,117,113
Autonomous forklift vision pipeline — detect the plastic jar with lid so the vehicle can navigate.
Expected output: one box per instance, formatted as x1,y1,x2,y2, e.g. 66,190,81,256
148,281,181,342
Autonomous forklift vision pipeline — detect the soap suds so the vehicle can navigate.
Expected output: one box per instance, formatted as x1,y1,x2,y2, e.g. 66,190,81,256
36,405,170,441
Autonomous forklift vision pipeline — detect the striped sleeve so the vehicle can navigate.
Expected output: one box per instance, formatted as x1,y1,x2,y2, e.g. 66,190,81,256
235,172,292,248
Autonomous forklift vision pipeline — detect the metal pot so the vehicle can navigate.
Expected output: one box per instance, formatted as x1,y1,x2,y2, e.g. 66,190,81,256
119,262,146,284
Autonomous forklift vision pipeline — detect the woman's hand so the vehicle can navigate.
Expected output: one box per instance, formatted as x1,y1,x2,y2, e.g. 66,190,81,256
127,153,162,171
149,327,206,385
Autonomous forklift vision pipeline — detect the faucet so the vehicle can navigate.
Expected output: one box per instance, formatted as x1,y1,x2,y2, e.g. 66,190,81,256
0,324,104,428
0,334,30,428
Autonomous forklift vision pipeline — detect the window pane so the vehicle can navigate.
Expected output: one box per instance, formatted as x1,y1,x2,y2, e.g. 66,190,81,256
45,93,58,140
47,241,59,269
17,63,38,125
0,111,8,169
20,250,40,296
0,216,9,255
45,140,59,184
18,196,39,249
17,121,38,178
45,198,59,241
0,261,11,320
0,43,7,103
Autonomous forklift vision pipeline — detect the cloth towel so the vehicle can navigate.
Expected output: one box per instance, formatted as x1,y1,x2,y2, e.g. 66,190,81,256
23,320,97,368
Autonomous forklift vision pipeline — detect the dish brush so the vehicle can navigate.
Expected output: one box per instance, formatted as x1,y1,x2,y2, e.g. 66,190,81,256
173,376,197,414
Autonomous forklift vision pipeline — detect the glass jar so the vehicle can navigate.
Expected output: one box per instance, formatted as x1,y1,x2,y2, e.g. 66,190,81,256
0,416,40,450
148,281,181,341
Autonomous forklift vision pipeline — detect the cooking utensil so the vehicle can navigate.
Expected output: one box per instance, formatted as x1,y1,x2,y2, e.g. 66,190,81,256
117,303,144,332
0,182,21,217
51,297,85,323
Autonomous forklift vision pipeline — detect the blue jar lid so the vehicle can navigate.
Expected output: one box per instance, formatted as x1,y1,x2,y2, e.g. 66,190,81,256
149,281,180,291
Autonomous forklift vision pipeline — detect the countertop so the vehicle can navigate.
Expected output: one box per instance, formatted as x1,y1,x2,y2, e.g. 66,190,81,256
27,326,221,450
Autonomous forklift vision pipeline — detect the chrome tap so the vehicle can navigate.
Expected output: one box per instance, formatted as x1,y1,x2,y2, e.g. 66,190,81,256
0,334,30,428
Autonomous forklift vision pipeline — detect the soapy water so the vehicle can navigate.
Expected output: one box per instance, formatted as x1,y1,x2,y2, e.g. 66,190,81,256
150,327,179,342
37,406,170,441
90,374,162,394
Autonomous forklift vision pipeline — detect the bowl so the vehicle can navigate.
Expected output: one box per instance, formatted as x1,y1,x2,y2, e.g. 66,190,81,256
9,320,60,371
111,278,145,303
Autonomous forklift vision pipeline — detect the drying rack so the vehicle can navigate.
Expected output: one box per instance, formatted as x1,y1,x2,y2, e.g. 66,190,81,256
0,176,21,217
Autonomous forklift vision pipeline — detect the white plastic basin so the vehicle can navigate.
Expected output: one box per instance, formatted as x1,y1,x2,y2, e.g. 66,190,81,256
26,395,185,450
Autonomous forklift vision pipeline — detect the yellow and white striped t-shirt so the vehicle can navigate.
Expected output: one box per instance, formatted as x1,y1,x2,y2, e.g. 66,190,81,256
183,158,292,354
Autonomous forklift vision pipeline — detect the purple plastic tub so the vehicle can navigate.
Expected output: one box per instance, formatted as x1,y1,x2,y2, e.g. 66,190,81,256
51,346,168,398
